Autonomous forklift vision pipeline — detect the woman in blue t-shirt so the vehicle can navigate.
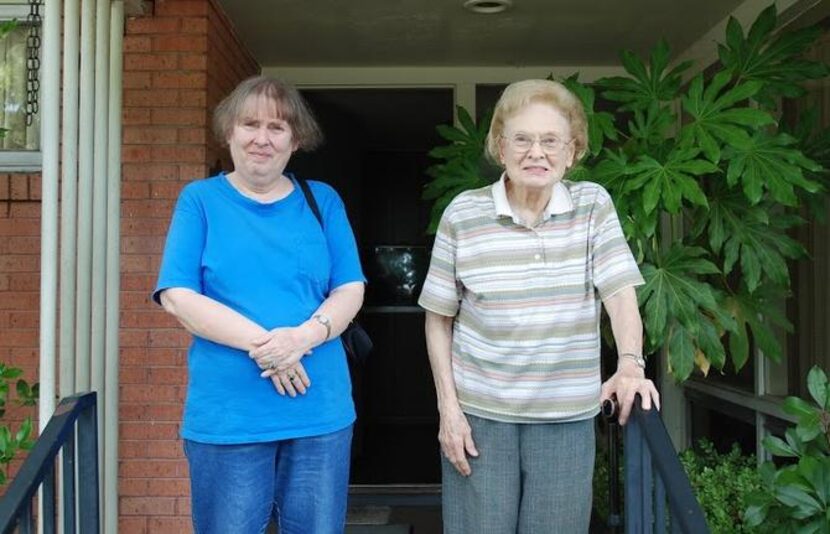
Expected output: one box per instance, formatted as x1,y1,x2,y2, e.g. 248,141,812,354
154,76,365,534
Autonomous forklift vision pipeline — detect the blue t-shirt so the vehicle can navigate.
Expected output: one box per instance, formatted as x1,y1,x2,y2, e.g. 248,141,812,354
154,173,364,444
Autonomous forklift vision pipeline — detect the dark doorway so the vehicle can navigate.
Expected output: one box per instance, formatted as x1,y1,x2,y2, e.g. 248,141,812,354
289,88,454,485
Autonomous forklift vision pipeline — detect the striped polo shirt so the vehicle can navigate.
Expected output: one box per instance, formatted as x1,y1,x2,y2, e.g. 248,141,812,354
418,175,643,423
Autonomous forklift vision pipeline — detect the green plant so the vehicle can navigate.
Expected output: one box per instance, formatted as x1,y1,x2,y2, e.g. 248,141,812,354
423,4,829,380
744,366,830,532
0,363,38,485
680,439,762,533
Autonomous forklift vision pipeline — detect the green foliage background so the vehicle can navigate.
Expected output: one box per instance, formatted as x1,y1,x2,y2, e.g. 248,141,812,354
424,5,829,381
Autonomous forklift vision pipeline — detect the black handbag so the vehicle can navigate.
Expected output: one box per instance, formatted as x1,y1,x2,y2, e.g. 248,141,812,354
297,178,373,365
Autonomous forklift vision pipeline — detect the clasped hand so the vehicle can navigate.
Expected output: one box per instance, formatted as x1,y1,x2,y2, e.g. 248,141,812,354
249,327,314,398
600,360,660,425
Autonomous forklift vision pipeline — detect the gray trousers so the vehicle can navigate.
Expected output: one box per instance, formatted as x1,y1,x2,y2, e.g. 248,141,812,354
441,415,595,534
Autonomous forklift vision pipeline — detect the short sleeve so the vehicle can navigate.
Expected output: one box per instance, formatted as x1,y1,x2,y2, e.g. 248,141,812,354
591,189,644,301
418,204,462,317
153,187,206,304
315,182,365,291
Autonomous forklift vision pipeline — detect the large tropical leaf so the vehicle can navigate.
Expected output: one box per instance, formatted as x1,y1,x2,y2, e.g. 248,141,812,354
626,148,716,214
424,106,499,232
717,5,830,109
724,132,822,206
695,188,806,291
784,108,830,221
597,39,692,111
637,245,725,355
559,75,618,157
680,71,775,163
725,283,793,368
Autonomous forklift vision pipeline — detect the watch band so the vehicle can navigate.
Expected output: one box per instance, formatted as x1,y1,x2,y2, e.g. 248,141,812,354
313,314,332,341
620,352,646,369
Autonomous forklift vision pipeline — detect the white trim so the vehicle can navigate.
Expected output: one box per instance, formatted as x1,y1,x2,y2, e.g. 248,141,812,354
262,66,627,87
684,378,796,424
0,4,29,19
0,150,41,171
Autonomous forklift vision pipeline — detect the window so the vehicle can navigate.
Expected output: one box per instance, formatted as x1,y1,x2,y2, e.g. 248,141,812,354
0,4,41,170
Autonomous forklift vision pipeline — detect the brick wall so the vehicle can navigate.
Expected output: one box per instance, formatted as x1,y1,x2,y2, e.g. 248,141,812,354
0,173,41,483
119,1,258,531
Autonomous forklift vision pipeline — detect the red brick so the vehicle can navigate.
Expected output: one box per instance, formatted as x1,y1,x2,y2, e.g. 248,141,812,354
8,273,39,291
150,182,184,199
121,496,176,516
119,329,149,347
121,402,182,421
0,175,9,200
148,329,190,348
121,366,149,384
123,163,178,181
153,34,207,53
175,497,191,515
122,146,152,163
28,175,40,200
122,219,169,237
122,199,175,219
146,517,191,534
150,145,205,163
181,17,208,33
121,181,151,200
148,367,187,385
153,72,206,89
123,108,152,126
10,175,28,200
151,108,206,127
123,35,152,53
9,311,38,329
123,53,178,71
178,164,208,180
123,71,153,90
0,256,39,273
155,1,208,17
146,441,186,460
120,384,181,403
118,516,148,534
9,202,39,218
126,16,181,34
123,126,178,145
180,89,207,107
177,127,206,145
124,89,180,108
179,55,207,71
0,219,39,236
120,477,150,495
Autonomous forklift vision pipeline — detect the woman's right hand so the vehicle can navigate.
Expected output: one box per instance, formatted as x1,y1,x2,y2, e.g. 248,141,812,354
265,362,311,398
439,403,479,477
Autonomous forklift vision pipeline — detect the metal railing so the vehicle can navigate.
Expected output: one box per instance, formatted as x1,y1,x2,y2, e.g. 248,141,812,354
603,398,709,533
0,392,99,534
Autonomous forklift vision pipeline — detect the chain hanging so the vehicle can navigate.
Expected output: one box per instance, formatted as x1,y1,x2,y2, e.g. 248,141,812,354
25,0,42,127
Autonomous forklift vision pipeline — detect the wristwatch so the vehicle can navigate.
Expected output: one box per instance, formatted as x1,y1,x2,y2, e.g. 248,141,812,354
312,314,332,341
620,352,646,369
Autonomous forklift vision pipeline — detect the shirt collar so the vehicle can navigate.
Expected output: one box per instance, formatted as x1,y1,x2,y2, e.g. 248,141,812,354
492,172,574,223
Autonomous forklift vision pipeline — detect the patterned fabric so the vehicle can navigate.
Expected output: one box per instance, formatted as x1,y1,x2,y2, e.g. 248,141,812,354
418,175,643,422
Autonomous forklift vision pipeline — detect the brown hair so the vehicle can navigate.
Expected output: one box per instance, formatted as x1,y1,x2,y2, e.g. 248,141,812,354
213,75,323,151
485,79,588,166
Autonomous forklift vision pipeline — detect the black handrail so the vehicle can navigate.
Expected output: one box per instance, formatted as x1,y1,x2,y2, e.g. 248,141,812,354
602,398,709,533
0,392,99,534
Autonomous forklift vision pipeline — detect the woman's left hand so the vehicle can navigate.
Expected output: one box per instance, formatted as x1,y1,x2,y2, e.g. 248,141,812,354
600,360,660,426
249,327,313,372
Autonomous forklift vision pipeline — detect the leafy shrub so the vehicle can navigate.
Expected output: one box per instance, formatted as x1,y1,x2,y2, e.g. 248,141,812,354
680,439,762,533
0,363,38,485
744,366,830,532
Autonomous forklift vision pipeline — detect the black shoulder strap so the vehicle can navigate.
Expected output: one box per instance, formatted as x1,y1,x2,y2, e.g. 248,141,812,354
297,178,324,229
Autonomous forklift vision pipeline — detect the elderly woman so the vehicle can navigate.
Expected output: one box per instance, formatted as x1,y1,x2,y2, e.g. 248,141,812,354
154,76,364,534
419,79,660,533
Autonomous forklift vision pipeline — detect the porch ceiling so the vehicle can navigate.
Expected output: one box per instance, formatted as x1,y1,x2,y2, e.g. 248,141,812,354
215,0,745,67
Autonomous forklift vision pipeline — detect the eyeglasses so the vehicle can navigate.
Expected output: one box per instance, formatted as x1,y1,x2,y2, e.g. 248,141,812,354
501,133,572,154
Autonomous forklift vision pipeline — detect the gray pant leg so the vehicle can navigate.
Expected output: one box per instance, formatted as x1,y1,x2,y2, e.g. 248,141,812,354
441,414,521,534
518,419,595,534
